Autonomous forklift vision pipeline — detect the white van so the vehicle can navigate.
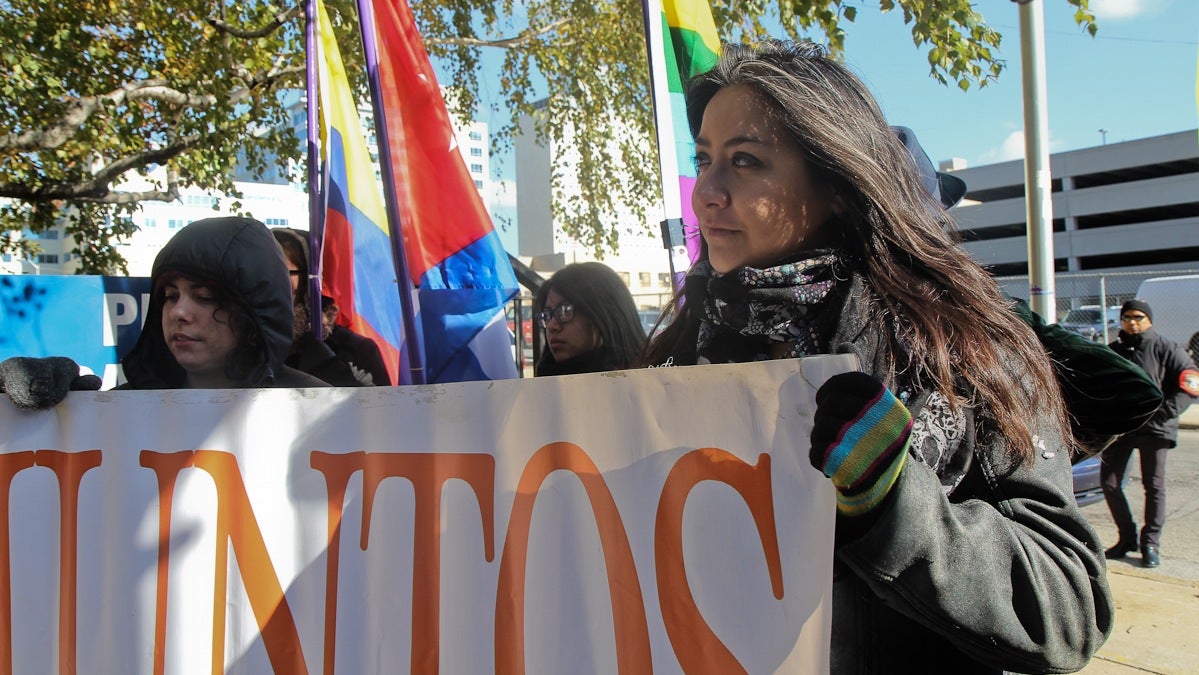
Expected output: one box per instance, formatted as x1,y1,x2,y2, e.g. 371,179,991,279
1135,275,1199,348
1135,274,1199,426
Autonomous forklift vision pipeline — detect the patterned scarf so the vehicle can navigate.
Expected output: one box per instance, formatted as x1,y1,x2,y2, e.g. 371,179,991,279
688,250,848,364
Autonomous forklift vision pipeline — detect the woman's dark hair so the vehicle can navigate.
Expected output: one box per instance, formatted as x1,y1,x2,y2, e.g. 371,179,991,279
533,262,647,372
155,271,265,385
272,228,309,306
643,40,1066,463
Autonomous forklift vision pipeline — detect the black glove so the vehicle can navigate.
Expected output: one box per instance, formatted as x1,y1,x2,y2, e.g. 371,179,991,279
809,372,912,517
0,357,102,410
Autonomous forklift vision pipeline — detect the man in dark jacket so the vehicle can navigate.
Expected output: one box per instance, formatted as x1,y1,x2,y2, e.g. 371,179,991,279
1102,299,1199,567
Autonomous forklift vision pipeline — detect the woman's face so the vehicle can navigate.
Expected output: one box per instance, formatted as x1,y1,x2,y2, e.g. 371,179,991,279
542,288,601,363
692,84,836,273
160,276,239,386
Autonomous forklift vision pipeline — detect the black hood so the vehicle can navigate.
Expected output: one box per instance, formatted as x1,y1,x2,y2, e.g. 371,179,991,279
121,217,294,388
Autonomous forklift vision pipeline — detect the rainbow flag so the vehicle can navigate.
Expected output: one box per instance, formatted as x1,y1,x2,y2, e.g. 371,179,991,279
642,0,720,266
361,0,519,383
314,0,405,385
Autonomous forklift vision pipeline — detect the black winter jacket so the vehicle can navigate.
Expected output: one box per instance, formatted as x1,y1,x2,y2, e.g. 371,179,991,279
1109,328,1197,445
119,217,328,389
657,273,1112,674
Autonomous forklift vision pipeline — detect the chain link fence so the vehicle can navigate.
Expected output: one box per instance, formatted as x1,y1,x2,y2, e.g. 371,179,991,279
996,269,1199,344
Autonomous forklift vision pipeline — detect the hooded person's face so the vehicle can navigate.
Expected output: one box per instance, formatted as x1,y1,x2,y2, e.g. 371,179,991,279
160,275,239,387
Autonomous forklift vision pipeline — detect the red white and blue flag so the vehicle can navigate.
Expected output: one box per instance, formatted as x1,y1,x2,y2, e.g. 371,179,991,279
310,0,518,384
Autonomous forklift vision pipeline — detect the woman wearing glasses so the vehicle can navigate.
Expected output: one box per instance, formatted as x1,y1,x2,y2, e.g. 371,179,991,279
532,262,647,376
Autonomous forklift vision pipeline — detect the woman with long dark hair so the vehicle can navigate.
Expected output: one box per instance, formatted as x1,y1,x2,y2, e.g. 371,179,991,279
532,262,646,376
642,40,1111,673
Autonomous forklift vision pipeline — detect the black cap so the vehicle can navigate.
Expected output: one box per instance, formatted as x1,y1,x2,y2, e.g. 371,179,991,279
1121,299,1153,322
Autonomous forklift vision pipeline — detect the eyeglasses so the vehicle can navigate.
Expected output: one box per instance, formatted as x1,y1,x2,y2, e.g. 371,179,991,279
1121,314,1149,323
535,304,576,327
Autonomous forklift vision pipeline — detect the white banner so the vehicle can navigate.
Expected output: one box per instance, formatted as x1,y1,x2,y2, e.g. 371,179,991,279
0,356,854,674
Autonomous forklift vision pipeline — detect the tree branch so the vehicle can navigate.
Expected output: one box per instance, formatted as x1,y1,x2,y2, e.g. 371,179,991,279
0,137,198,203
428,18,571,49
206,4,302,40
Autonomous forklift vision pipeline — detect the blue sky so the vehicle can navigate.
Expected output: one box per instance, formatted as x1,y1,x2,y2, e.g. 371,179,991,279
840,0,1198,168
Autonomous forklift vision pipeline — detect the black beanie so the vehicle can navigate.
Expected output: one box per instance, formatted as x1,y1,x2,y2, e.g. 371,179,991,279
1121,299,1153,322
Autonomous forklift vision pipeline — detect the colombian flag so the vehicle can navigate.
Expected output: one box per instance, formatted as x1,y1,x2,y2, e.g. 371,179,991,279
364,0,519,383
314,0,405,384
644,0,720,264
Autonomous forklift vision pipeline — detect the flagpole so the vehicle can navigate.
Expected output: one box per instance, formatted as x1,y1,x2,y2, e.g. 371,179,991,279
304,0,326,340
640,0,688,285
353,0,426,384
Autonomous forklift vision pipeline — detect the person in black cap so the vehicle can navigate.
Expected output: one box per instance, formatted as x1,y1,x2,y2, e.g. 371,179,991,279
1102,298,1199,567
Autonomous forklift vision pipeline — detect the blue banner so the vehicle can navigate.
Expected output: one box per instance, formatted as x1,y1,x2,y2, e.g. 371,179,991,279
0,275,152,388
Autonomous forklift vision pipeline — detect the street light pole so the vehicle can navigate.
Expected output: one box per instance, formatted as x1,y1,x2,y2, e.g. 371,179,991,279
1014,0,1056,320
1099,128,1108,145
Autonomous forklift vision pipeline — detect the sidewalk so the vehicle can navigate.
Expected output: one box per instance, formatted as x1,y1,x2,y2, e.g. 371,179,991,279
1077,568,1199,674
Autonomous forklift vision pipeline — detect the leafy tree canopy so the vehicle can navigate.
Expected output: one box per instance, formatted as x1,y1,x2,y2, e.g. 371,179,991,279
0,0,1095,273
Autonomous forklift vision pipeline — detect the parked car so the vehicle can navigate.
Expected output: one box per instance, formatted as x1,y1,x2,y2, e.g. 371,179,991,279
1058,305,1121,343
638,309,668,338
1072,454,1104,506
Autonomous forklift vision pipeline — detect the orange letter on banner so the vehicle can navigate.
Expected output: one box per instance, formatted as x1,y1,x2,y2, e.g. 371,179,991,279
309,451,364,675
36,450,103,675
495,442,651,675
655,450,781,674
0,451,36,674
139,451,197,675
358,453,495,675
191,450,308,675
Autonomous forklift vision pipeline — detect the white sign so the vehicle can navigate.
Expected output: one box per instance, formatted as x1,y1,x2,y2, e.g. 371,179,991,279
0,356,854,674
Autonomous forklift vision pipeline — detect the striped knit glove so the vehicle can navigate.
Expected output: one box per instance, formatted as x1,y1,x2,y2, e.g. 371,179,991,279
809,372,913,517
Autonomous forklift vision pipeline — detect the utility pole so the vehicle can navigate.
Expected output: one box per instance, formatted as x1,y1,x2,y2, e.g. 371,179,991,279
1099,128,1109,145
1014,0,1056,320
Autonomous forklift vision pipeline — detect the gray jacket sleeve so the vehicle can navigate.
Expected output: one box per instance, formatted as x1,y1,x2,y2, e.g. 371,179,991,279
835,411,1113,673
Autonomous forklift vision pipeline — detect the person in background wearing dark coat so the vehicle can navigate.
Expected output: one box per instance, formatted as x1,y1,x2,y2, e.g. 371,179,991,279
532,262,646,376
1102,298,1199,567
271,228,391,386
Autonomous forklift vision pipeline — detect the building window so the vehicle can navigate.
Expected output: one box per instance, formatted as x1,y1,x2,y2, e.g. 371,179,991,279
143,218,157,229
470,147,483,157
36,254,59,264
264,218,289,227
618,271,631,285
658,273,671,287
168,219,186,229
474,180,484,189
63,253,72,261
470,163,483,174
185,195,216,208
1,254,10,262
638,272,651,287
469,131,482,141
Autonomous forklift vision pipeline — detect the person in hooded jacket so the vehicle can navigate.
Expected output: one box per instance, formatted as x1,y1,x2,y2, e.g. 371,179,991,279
119,216,329,390
271,227,391,386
